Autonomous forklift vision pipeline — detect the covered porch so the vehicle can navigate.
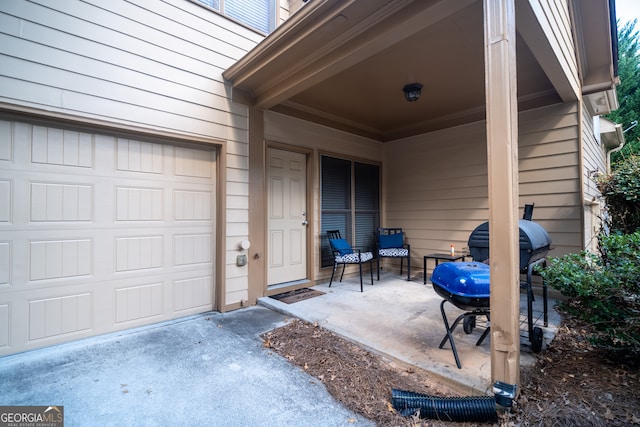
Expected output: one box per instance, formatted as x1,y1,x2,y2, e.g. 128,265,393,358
224,0,616,389
258,271,561,394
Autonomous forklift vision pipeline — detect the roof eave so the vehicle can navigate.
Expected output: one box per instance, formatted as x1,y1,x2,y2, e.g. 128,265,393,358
571,0,619,101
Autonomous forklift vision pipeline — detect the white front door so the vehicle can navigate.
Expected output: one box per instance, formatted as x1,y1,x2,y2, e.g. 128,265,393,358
267,148,307,285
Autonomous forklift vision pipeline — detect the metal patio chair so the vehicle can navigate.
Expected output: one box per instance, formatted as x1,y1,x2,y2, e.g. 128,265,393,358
328,230,374,292
376,228,410,281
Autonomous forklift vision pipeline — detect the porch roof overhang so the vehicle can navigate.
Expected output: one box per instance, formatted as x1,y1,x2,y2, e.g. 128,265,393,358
223,0,618,142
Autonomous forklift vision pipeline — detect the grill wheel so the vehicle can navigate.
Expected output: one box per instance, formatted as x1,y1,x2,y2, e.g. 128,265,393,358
531,326,543,353
463,316,476,334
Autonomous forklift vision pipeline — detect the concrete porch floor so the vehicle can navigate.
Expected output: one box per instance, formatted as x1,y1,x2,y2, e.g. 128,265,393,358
258,271,561,396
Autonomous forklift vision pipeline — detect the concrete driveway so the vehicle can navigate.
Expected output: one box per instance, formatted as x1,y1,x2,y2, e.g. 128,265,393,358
0,307,373,426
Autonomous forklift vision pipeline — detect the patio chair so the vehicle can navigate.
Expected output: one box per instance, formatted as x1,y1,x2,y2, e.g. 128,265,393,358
376,228,410,281
327,230,374,292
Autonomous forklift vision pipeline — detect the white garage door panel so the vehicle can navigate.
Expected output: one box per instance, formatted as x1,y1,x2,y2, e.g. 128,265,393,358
0,119,217,356
28,293,92,341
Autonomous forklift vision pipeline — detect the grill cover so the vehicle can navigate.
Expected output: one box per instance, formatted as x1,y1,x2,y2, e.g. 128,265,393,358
431,262,490,311
467,219,551,271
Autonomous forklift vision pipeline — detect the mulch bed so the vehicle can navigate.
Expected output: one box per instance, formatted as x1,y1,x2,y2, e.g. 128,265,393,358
507,316,640,426
262,314,640,427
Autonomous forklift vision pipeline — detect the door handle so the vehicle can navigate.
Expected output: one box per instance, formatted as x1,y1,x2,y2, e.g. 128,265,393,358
302,220,308,226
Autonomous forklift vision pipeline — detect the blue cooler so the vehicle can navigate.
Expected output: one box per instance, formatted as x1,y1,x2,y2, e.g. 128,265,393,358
431,262,490,311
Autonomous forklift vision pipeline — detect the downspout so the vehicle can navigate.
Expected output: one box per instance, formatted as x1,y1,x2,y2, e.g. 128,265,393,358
605,0,622,173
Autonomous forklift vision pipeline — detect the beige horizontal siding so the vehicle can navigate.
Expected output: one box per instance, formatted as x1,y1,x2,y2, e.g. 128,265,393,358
0,0,259,139
527,0,579,97
581,106,606,200
383,121,488,260
0,0,265,308
519,103,582,257
541,0,576,79
581,103,607,251
279,0,290,24
383,102,583,278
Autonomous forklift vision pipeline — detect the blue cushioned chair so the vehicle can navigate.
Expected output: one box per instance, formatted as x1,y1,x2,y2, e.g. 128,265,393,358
327,230,374,292
376,228,410,281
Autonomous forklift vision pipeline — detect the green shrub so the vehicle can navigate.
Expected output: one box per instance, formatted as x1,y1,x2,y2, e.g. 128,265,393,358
538,231,640,356
596,154,640,233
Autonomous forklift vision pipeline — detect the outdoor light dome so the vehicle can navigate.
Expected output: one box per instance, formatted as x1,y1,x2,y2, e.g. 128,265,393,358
402,83,422,102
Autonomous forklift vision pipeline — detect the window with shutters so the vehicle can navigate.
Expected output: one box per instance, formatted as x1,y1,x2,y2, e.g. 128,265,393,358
195,0,275,34
320,155,380,267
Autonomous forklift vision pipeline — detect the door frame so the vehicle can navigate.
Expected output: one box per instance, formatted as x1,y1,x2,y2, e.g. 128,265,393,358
263,142,313,296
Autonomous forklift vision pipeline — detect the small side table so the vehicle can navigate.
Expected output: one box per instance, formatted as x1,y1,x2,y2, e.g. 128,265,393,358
423,253,467,284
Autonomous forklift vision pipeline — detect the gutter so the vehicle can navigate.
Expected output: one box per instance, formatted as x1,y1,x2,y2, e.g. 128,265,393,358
609,0,619,78
606,120,636,171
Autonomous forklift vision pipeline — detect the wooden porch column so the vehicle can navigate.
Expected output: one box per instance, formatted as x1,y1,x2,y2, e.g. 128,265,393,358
483,0,520,387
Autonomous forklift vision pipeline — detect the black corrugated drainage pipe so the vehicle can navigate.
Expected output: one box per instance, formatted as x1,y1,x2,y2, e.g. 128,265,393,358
391,389,498,423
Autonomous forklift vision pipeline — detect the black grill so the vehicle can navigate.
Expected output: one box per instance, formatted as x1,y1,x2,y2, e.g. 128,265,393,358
467,219,551,271
432,217,552,368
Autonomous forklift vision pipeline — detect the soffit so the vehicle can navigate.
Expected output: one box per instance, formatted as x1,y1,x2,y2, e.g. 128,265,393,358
571,0,618,92
224,0,564,141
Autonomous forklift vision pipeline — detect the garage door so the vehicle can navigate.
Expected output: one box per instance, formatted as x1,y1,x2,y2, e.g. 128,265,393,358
0,118,217,356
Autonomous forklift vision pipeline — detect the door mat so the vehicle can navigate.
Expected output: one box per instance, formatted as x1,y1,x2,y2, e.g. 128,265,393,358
270,288,325,304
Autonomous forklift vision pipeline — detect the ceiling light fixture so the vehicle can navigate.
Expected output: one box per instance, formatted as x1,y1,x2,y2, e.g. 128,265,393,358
402,83,423,102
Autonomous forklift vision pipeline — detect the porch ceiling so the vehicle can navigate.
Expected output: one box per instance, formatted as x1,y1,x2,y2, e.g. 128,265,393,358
223,0,613,142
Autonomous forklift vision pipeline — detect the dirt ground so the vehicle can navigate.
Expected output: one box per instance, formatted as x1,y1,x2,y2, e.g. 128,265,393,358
262,313,639,426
